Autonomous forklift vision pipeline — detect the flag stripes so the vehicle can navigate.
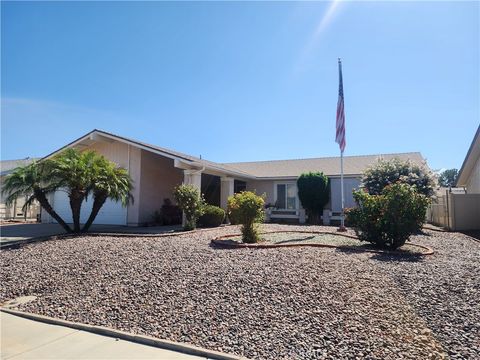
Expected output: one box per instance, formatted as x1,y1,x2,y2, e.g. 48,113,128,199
336,59,346,153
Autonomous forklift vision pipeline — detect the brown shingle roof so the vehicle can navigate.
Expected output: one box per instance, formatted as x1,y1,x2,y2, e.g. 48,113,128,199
223,152,427,178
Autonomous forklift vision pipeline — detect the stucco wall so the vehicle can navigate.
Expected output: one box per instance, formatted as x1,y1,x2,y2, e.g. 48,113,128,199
246,180,275,204
466,156,480,194
138,150,183,224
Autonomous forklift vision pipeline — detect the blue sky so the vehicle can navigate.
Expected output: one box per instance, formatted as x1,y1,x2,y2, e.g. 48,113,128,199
1,1,479,171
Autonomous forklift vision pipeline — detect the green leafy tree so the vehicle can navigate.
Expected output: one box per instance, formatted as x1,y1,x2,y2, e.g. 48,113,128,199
82,158,133,232
438,168,458,188
227,191,265,243
2,160,72,233
173,184,205,230
362,158,436,197
3,150,133,234
50,149,102,232
297,172,330,224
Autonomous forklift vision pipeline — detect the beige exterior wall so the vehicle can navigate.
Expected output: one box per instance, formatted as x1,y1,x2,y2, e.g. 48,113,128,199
138,150,183,224
88,140,129,168
127,146,142,226
449,193,480,231
246,180,275,204
466,156,480,194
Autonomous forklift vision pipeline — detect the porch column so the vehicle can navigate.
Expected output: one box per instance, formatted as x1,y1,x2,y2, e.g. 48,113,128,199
220,177,235,211
183,170,202,227
183,170,202,191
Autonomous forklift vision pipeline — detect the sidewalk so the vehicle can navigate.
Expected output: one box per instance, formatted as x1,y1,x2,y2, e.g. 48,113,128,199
1,311,207,359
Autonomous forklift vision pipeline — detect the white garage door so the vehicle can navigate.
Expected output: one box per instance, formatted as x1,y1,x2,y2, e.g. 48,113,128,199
52,190,127,225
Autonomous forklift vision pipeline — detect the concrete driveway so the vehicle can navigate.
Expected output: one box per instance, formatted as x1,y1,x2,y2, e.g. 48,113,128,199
0,223,182,245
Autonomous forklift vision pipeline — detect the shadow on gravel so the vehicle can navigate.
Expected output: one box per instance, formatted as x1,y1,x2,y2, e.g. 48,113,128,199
461,230,480,241
368,252,426,263
335,247,426,263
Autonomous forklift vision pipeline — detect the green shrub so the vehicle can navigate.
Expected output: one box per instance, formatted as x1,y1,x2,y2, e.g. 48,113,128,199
227,191,265,243
362,158,436,197
153,198,182,225
198,205,225,227
297,172,330,224
347,183,430,249
173,184,205,230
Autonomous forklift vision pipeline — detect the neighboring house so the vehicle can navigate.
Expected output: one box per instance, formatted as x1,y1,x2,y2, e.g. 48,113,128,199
41,129,429,226
0,158,40,220
429,125,480,231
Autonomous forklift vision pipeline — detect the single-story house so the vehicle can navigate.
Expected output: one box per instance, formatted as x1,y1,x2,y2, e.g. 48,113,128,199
40,129,429,226
0,158,41,220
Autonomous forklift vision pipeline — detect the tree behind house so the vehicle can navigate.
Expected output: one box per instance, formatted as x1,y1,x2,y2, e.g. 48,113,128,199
438,168,458,188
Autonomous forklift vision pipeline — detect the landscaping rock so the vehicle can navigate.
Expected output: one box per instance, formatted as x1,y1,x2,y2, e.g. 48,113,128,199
1,224,478,359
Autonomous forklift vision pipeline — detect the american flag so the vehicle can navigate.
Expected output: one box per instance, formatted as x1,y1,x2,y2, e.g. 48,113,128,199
335,58,346,153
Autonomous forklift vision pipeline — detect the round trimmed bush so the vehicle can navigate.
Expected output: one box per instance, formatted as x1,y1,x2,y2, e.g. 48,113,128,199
198,205,225,227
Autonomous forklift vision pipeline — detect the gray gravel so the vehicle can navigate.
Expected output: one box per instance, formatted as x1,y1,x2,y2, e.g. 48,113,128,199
1,224,478,359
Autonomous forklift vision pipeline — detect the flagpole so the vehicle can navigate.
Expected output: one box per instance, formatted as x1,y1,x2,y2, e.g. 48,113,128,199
340,149,345,230
337,57,347,232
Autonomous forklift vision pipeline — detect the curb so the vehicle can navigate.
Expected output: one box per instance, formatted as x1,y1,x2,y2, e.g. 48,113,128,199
0,308,248,360
211,231,434,256
0,225,237,250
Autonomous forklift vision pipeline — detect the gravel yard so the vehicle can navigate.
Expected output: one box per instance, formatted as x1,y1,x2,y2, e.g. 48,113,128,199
1,224,479,359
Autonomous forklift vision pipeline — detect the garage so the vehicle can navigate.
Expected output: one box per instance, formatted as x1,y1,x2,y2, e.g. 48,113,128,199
51,190,127,226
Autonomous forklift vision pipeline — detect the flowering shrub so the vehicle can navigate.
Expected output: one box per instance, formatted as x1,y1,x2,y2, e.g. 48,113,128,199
227,191,265,243
173,184,205,230
347,183,430,249
362,158,436,197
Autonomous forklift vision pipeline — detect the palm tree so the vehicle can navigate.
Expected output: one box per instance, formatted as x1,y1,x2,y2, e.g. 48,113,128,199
2,160,72,233
51,149,99,232
82,159,133,232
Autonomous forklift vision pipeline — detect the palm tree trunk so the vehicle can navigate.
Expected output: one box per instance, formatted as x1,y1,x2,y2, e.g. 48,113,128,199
82,193,107,232
34,190,72,233
69,190,85,233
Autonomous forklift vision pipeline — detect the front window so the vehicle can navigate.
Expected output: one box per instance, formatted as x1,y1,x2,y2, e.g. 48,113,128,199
276,183,297,210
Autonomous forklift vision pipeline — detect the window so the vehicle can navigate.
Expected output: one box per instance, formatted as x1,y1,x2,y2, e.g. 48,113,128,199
275,183,297,210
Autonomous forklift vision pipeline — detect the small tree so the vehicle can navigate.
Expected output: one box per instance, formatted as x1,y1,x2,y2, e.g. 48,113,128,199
227,191,265,243
2,160,72,233
438,168,458,188
297,172,330,224
347,183,430,249
173,184,205,230
362,158,436,197
51,149,100,232
82,158,133,232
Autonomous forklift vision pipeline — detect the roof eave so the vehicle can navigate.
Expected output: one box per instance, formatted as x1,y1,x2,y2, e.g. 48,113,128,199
456,125,480,187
